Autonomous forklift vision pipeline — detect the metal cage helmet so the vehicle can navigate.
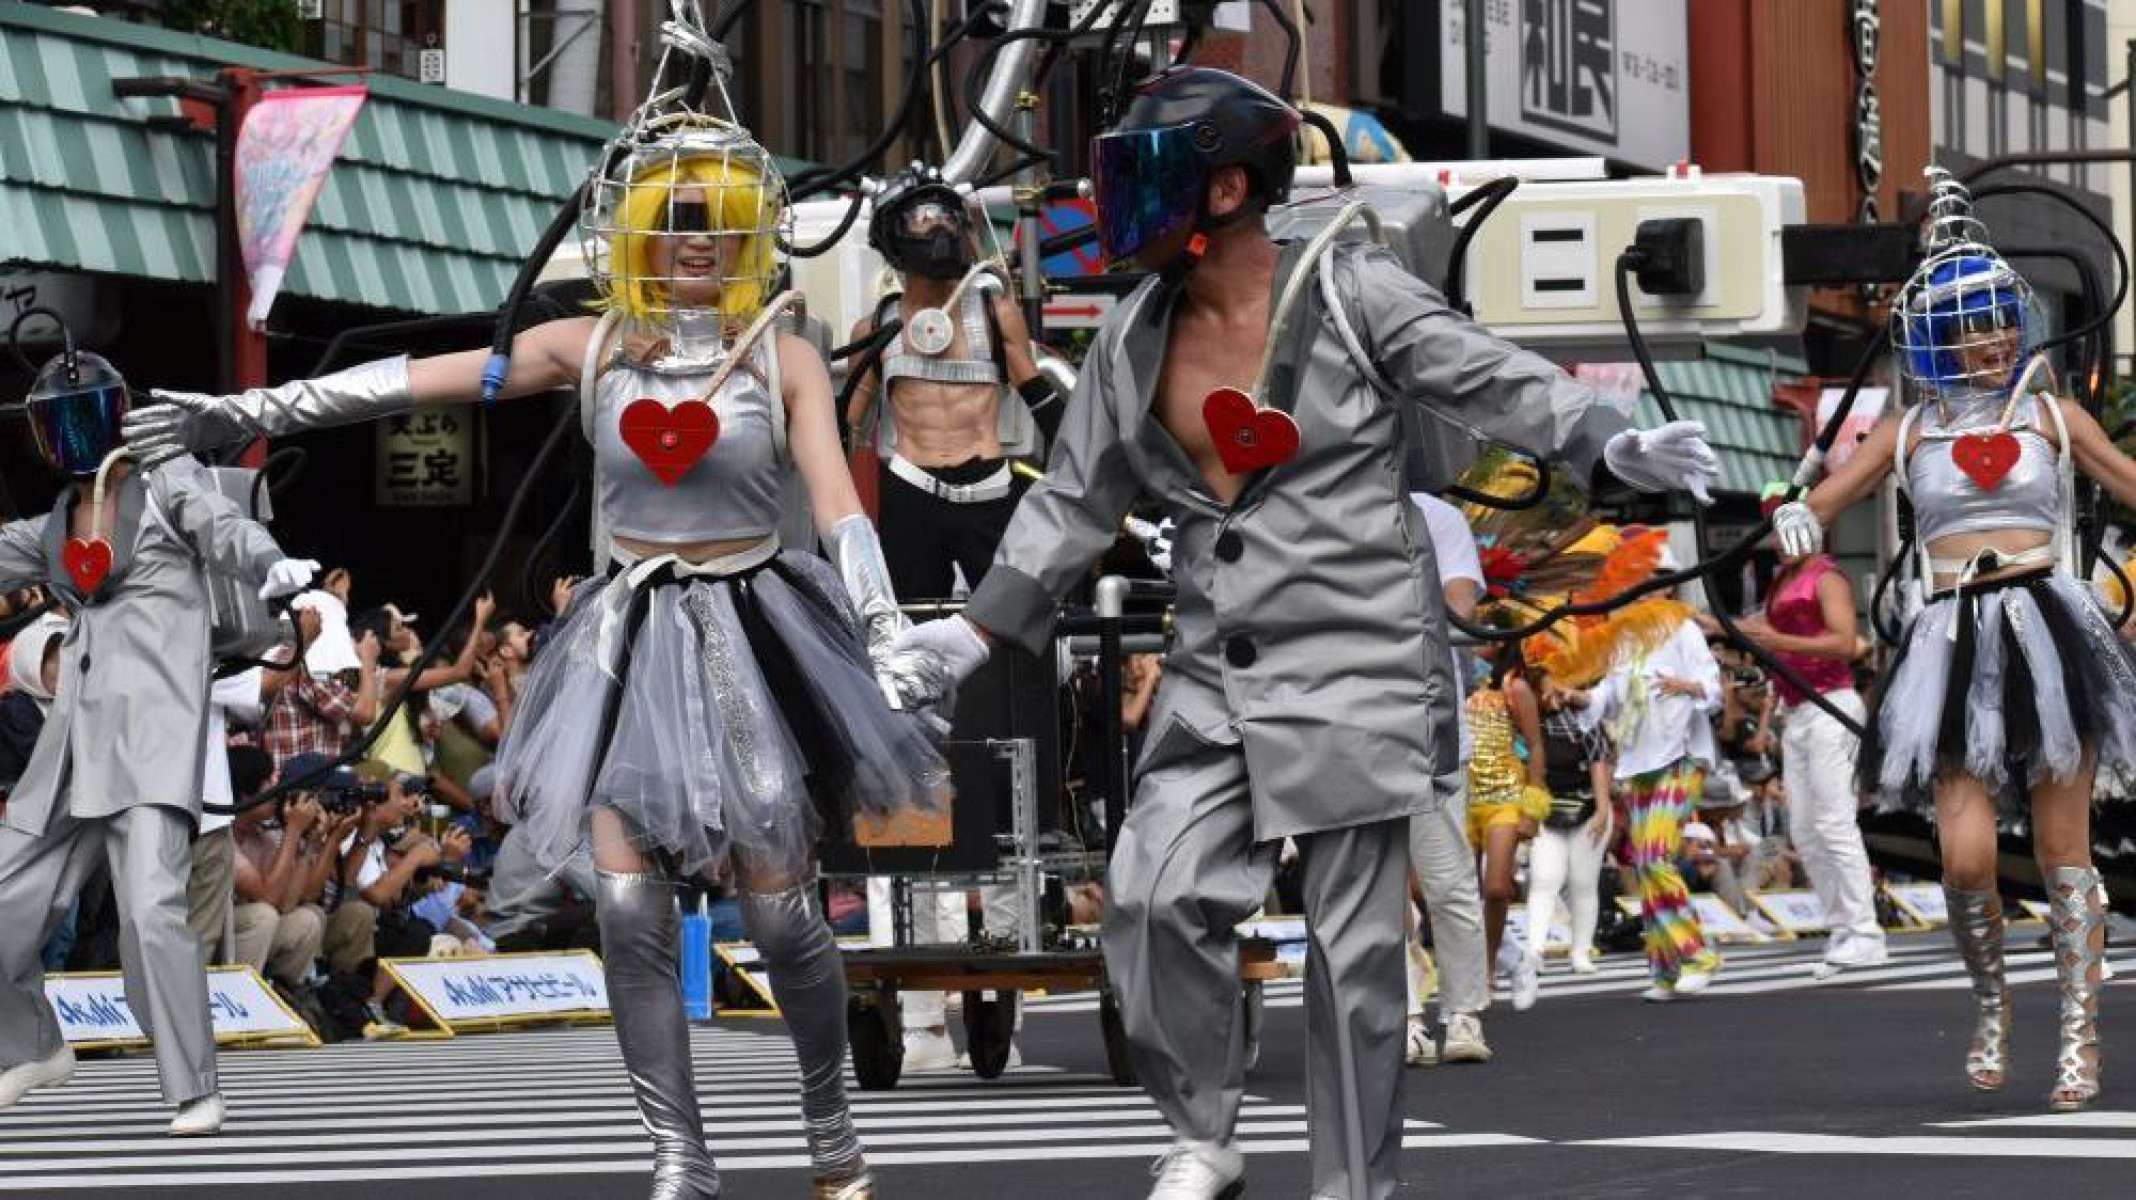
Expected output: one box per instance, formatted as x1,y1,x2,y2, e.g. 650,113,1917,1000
1090,66,1302,265
577,119,790,331
25,347,127,478
868,164,974,280
1891,249,2036,401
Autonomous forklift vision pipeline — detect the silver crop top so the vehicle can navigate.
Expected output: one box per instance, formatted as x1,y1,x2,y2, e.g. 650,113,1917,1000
1903,393,2064,546
593,340,786,544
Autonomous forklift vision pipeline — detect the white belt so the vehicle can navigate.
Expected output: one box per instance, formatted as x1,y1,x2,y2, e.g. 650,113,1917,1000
596,535,781,669
888,453,1013,504
1928,543,2057,642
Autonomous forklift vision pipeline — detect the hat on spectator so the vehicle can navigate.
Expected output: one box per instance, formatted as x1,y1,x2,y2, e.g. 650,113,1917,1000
279,750,360,794
383,602,420,628
1681,820,1718,845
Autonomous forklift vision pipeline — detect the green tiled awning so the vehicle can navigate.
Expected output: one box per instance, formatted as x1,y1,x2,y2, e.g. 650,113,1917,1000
1631,345,1811,498
0,4,613,316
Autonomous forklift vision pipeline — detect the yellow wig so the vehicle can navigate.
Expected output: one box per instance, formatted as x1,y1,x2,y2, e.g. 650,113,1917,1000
606,150,779,323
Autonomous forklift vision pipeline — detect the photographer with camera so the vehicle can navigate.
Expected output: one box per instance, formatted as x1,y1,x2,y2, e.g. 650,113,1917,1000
320,767,471,1035
1714,548,1886,978
229,748,354,989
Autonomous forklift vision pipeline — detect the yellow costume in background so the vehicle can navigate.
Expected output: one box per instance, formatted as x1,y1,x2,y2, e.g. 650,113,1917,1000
1463,687,1553,845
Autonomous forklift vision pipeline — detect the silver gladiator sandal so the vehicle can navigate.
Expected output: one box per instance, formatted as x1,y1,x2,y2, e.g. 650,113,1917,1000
2046,865,2105,1112
1943,885,2011,1092
598,870,721,1200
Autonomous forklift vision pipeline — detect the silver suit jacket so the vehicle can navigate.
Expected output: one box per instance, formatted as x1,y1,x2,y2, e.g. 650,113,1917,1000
964,242,1632,840
0,458,284,834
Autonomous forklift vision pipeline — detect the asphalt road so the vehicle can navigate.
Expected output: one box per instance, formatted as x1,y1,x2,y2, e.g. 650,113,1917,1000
2,931,2130,1199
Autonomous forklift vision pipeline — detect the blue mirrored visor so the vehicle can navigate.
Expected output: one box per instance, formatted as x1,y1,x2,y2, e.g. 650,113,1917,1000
27,383,128,477
1091,124,1209,264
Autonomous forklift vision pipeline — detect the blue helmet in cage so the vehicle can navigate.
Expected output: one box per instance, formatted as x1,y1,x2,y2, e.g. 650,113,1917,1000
1891,250,2034,400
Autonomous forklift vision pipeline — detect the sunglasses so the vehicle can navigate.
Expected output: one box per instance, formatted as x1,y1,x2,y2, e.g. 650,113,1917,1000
666,200,714,234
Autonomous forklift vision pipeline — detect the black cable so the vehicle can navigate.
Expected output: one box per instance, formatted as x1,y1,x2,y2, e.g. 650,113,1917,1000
1969,182,2129,361
1252,0,1301,101
1107,0,1158,130
837,319,904,432
782,186,869,258
1608,252,1868,738
1443,177,1517,313
1868,533,1912,647
516,476,585,620
231,393,585,815
965,0,1131,170
788,0,945,202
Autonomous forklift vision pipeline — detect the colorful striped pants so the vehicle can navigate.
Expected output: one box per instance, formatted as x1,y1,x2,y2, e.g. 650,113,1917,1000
1621,761,1717,985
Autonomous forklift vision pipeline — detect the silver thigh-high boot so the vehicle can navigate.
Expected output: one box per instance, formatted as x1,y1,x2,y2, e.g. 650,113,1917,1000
738,882,871,1199
2046,865,2105,1112
1943,886,2011,1092
598,870,719,1199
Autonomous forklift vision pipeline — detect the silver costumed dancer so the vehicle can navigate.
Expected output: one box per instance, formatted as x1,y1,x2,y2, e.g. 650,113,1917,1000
122,13,945,1196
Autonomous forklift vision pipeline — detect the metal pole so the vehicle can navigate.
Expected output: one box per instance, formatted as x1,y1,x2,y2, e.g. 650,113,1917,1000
1464,0,1489,160
2124,38,2134,390
1015,92,1045,339
213,79,238,395
1094,575,1130,862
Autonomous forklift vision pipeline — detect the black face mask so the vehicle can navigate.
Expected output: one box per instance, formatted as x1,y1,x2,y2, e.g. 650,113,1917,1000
893,227,972,280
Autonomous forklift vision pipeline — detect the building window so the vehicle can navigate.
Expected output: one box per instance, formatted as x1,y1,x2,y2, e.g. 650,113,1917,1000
304,0,441,80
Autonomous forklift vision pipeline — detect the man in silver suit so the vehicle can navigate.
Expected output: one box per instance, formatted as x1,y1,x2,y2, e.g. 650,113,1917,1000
895,68,1719,1200
0,344,316,1135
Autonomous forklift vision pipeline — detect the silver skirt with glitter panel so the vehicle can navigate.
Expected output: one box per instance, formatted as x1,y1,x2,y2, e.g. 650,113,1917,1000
491,551,949,880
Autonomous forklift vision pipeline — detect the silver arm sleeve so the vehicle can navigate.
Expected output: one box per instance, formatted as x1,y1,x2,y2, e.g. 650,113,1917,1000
823,514,908,661
1346,247,1631,486
124,355,416,461
152,458,285,583
0,516,50,594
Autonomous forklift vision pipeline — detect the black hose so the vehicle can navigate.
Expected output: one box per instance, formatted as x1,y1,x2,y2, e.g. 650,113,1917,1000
480,184,587,405
782,186,869,258
1443,177,1518,313
1608,252,1868,738
788,0,945,202
1107,0,1159,131
1969,182,2129,361
837,318,904,443
516,475,585,620
229,392,585,815
1869,533,1912,647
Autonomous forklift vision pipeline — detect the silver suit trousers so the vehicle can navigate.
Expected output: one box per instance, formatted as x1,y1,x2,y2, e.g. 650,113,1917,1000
0,803,217,1104
1103,731,1409,1200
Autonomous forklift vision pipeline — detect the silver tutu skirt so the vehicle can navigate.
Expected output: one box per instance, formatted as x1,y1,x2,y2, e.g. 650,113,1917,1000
1861,568,2136,812
492,551,949,879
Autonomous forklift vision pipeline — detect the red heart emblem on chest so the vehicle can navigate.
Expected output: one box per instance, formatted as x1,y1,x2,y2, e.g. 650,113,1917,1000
1951,431,2021,492
63,536,112,594
1202,387,1301,475
619,399,721,487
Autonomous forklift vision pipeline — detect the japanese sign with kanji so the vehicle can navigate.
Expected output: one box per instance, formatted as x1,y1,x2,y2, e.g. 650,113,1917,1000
376,406,476,507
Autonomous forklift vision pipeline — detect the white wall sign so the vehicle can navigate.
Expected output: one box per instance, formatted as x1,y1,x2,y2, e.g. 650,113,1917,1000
48,968,314,1047
384,952,609,1027
1440,0,1690,172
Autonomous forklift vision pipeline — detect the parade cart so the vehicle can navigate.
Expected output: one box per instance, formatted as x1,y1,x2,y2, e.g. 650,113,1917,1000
825,580,1283,1089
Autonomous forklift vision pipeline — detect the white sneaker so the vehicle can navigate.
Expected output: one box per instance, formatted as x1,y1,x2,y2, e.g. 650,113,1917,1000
1673,957,1720,995
1640,982,1677,1003
1813,934,1888,979
169,1092,225,1137
1146,1138,1245,1199
0,1045,73,1108
1404,1015,1439,1067
902,1026,959,1072
1442,1013,1491,1063
1511,953,1542,1011
1569,949,1599,975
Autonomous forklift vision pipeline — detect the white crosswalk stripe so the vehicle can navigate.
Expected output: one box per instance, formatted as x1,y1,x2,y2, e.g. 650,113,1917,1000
1021,933,2133,1012
0,1024,1531,1192
1578,1111,2136,1159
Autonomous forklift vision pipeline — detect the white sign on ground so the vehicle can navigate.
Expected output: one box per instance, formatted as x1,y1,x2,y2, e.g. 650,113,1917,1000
47,967,314,1047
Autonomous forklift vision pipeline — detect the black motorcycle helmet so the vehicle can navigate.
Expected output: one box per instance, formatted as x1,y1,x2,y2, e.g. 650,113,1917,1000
867,164,974,280
1090,66,1301,266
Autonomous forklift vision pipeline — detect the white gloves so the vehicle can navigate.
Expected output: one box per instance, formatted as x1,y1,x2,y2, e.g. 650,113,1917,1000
888,615,992,710
259,558,320,601
1602,420,1720,505
1770,501,1824,558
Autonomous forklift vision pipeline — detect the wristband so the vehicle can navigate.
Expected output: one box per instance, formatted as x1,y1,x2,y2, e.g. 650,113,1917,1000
1016,376,1060,409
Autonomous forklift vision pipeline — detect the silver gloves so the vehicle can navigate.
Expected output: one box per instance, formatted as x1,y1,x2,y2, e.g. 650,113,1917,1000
1602,419,1721,504
1770,501,1824,557
822,515,943,713
890,616,991,710
123,356,415,468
